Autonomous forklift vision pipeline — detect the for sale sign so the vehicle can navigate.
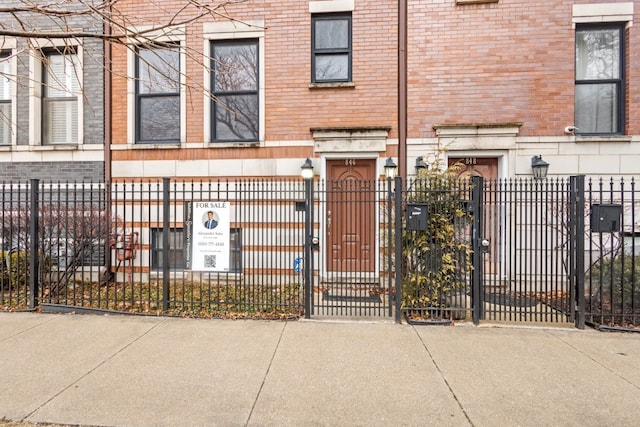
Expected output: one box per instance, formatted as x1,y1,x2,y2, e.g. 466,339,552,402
190,201,231,271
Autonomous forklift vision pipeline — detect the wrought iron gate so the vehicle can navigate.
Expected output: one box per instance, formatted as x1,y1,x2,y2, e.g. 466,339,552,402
305,178,398,319
303,175,583,324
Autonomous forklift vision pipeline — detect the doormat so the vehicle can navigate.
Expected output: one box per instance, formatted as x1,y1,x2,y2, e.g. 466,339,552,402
322,291,381,304
484,292,537,308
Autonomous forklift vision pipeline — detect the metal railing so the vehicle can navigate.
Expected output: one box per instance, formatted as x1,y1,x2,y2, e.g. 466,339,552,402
1,176,638,329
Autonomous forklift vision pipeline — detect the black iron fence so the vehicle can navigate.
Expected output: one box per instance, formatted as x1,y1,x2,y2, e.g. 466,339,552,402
1,178,307,318
1,176,638,329
584,178,639,330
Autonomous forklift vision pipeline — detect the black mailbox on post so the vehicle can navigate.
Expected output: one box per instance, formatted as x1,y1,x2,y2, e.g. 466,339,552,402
406,203,428,231
590,204,622,233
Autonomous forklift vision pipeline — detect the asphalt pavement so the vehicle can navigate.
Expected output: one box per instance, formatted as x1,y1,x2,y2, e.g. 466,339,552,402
1,312,639,426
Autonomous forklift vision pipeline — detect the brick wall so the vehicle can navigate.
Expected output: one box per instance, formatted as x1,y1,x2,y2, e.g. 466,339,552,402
0,162,104,181
110,0,398,152
3,6,105,181
408,0,639,138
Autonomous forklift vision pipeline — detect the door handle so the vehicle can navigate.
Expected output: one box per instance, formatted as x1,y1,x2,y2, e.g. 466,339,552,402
327,210,332,235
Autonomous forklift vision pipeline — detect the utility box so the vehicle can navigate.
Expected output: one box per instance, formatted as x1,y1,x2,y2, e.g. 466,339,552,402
590,204,622,233
406,203,428,231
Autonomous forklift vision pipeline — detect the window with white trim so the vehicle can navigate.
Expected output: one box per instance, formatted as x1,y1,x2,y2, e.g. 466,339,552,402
135,43,180,143
0,51,11,145
575,24,624,135
42,48,79,144
211,39,259,142
311,13,352,83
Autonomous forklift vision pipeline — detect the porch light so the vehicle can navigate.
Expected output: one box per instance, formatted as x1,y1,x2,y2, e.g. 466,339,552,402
531,155,549,180
415,156,428,172
301,158,314,180
384,157,397,179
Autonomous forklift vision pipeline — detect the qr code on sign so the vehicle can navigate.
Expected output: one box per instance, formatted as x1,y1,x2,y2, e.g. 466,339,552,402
204,254,217,268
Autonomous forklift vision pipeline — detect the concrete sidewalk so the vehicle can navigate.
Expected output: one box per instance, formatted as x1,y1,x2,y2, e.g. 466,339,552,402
1,313,639,427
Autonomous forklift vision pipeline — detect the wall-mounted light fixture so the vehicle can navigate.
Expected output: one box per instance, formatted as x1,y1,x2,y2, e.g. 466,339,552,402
531,155,549,180
415,156,428,173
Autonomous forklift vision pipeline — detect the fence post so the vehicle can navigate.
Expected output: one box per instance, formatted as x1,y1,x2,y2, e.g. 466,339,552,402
471,176,484,325
303,176,313,319
162,178,170,311
569,175,586,329
394,176,403,324
28,179,39,309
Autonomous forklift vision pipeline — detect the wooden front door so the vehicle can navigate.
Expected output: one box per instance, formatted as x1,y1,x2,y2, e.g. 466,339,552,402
448,157,500,275
326,159,376,273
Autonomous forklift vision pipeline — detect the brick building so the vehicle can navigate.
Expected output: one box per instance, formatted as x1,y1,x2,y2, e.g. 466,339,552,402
408,0,638,180
109,0,398,184
0,2,105,181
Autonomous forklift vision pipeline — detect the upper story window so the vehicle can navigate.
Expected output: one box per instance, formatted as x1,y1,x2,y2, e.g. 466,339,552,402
575,24,624,135
135,44,180,144
0,51,11,145
42,48,79,144
311,13,352,83
211,39,259,142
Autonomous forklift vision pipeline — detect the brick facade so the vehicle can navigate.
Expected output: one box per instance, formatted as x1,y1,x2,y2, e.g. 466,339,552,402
109,0,398,178
408,0,639,138
108,0,639,179
0,5,105,181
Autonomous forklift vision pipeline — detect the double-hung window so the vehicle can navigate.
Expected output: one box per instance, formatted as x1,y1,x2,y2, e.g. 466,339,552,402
575,24,624,135
211,40,259,142
136,44,180,143
42,48,79,144
0,51,11,145
311,13,352,83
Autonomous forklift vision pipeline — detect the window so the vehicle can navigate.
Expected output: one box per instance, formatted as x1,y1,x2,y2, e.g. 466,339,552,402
0,51,10,145
575,24,624,135
211,40,258,142
42,48,79,144
152,228,186,270
311,13,352,83
136,44,180,143
152,227,242,273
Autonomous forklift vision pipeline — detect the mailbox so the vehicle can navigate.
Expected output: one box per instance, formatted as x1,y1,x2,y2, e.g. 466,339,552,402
295,200,306,212
590,204,622,233
406,203,428,231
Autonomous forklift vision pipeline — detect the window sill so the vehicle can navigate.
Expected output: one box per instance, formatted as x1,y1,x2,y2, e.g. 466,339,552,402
207,142,262,148
309,82,355,89
28,144,79,151
575,135,632,143
131,143,181,149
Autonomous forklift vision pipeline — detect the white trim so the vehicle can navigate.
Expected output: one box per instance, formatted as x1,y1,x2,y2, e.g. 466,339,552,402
202,20,265,145
0,38,17,146
572,3,634,27
28,38,84,146
309,0,355,13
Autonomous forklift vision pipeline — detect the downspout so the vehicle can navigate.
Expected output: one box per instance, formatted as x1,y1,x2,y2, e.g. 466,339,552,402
398,0,408,181
104,7,112,184
103,6,113,282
